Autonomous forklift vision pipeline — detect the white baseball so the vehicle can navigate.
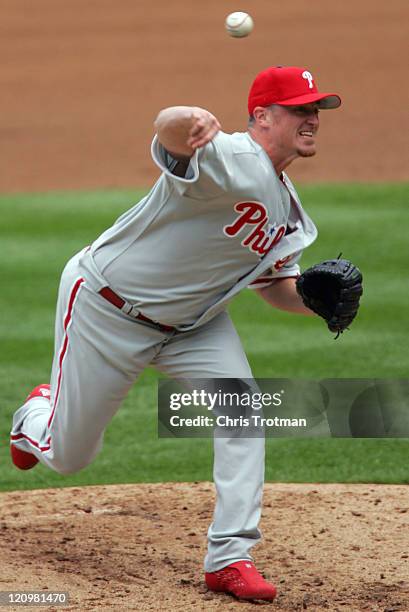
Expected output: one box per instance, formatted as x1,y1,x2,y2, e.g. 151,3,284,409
225,12,254,38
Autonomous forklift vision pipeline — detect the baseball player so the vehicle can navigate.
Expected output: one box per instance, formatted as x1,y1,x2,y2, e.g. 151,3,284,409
10,66,342,601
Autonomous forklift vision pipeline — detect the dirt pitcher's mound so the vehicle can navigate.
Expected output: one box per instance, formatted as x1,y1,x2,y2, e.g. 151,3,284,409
1,483,408,611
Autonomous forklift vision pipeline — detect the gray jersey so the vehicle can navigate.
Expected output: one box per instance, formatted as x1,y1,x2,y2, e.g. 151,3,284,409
79,131,317,329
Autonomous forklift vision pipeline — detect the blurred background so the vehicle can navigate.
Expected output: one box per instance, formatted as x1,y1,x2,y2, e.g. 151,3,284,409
1,0,408,193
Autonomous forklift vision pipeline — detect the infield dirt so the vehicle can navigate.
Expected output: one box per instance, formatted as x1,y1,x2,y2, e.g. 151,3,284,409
1,483,408,611
1,1,408,610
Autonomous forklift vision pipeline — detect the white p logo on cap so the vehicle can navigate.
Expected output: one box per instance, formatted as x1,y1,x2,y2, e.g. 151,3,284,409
302,70,314,89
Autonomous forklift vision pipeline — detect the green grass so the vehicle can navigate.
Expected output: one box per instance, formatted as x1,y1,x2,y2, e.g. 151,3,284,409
1,184,409,491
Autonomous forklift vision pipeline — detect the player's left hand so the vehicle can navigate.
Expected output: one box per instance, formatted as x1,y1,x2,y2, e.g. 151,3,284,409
295,257,363,338
187,108,221,150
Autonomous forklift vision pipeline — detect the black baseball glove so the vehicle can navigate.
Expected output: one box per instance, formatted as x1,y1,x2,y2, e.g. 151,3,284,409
296,258,363,337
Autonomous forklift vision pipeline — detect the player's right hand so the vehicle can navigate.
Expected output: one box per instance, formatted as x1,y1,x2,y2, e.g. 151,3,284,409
187,108,221,150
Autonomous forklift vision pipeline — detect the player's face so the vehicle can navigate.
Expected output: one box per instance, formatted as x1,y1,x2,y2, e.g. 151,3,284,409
270,103,320,159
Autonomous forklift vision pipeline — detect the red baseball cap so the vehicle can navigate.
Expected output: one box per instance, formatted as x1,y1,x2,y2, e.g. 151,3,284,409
248,66,341,116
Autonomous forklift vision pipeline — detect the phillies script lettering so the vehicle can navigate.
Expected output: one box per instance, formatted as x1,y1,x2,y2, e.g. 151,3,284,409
223,201,286,256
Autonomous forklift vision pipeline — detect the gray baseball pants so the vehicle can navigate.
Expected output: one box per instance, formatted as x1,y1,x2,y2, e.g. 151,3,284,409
11,252,265,572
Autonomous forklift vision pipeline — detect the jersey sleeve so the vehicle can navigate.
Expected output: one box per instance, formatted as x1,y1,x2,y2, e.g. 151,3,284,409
151,136,200,183
151,132,234,199
248,252,302,289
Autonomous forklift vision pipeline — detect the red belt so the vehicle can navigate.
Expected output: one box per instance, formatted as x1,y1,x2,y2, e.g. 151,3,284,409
99,287,175,332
